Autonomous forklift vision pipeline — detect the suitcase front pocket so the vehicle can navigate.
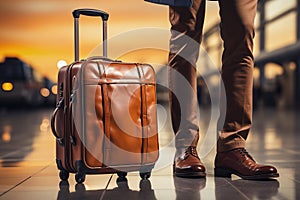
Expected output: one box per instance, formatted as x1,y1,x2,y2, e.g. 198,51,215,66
82,82,156,168
104,83,144,166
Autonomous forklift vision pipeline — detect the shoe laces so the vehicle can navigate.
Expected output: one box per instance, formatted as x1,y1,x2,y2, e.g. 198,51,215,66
185,146,199,158
238,148,255,162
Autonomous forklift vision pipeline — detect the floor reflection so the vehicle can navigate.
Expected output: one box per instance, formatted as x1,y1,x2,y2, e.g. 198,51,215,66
57,177,156,200
173,176,206,200
214,178,279,199
0,108,53,167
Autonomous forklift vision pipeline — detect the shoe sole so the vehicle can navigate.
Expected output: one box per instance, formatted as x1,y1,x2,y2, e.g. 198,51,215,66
174,171,206,178
214,167,279,180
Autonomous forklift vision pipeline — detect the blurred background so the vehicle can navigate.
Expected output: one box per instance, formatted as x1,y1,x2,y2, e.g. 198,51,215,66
0,2,299,199
0,0,299,109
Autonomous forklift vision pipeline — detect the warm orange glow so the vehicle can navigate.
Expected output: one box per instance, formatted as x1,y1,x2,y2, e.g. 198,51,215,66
0,0,294,83
40,88,50,97
2,132,11,143
265,63,284,79
40,119,50,132
117,48,168,71
289,63,296,71
2,82,13,92
0,0,170,82
51,84,57,95
2,126,12,143
253,68,260,79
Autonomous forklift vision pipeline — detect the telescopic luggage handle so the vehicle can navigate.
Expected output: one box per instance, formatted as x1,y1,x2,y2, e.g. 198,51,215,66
72,9,109,61
73,9,109,20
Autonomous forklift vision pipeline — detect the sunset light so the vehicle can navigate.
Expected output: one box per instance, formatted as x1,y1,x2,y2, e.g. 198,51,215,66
57,60,67,69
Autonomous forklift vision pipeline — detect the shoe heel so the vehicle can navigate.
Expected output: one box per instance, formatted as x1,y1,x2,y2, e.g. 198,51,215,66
214,168,232,178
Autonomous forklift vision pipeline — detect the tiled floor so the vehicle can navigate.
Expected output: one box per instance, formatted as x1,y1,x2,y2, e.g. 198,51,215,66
0,106,299,199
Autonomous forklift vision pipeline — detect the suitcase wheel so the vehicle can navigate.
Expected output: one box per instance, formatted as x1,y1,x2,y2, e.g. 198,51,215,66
140,171,151,180
75,172,86,183
59,170,69,181
117,172,128,178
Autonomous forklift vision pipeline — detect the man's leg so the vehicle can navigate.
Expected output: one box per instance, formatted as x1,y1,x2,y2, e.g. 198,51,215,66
215,0,279,180
168,0,206,177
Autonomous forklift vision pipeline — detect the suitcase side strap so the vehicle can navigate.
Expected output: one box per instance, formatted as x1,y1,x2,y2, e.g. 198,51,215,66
99,63,112,164
136,64,149,164
51,98,64,145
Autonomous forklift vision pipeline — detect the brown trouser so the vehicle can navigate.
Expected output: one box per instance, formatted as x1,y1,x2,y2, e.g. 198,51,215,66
168,0,257,152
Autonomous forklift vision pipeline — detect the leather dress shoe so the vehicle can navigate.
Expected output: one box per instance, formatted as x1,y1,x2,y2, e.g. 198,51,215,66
174,146,206,178
214,148,279,180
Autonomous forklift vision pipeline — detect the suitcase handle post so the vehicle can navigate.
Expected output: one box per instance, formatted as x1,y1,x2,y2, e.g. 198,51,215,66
72,9,109,61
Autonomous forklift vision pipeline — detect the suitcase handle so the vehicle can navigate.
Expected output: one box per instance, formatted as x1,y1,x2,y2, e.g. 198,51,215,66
86,56,121,63
72,8,109,20
73,8,109,61
51,99,64,145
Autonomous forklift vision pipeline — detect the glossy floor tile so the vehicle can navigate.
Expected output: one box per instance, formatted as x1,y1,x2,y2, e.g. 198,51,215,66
0,106,299,199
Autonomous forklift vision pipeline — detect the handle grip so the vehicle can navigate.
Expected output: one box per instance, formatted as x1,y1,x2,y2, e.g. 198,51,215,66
72,9,109,21
51,98,64,145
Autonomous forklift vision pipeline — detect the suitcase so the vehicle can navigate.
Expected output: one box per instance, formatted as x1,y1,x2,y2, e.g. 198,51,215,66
51,8,159,183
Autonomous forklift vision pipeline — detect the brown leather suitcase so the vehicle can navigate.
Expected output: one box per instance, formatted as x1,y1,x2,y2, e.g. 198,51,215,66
51,8,159,183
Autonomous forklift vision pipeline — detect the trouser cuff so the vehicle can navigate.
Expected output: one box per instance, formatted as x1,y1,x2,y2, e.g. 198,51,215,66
217,136,246,153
